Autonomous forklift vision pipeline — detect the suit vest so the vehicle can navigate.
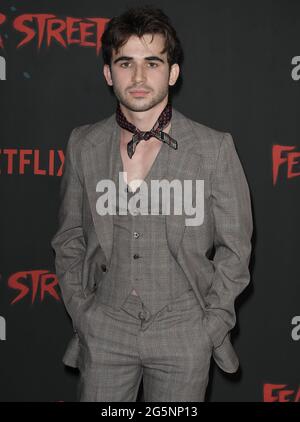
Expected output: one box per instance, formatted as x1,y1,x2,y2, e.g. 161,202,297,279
97,125,191,314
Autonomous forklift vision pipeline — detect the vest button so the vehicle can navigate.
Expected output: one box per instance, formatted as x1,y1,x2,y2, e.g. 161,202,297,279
138,311,146,320
133,254,140,259
133,232,140,239
101,264,107,272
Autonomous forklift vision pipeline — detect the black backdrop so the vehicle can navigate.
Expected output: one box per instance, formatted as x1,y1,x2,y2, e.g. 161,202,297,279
1,0,300,402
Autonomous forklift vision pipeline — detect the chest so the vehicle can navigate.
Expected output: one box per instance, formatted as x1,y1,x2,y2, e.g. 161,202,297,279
119,140,163,191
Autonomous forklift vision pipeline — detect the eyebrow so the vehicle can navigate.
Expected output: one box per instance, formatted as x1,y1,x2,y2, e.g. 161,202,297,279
113,56,165,64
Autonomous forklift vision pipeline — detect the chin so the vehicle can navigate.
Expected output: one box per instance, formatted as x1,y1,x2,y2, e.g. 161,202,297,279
123,100,155,113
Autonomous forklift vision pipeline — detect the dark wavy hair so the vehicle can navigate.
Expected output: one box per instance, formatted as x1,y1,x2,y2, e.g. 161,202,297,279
101,5,184,68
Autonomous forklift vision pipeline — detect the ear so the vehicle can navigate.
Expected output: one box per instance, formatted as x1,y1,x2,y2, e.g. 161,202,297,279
103,64,113,86
168,63,180,86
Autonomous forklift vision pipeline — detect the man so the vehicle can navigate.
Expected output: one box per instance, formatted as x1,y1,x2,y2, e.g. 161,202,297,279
51,6,253,402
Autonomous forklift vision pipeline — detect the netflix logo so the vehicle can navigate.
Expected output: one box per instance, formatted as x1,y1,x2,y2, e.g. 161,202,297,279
0,148,64,176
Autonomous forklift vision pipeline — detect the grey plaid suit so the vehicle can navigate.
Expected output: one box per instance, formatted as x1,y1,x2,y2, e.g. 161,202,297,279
96,121,193,314
51,107,253,401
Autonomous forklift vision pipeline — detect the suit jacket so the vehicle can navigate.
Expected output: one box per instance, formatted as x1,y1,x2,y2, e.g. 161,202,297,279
51,107,253,374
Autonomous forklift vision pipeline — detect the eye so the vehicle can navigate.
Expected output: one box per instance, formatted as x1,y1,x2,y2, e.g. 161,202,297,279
120,62,131,68
148,62,158,68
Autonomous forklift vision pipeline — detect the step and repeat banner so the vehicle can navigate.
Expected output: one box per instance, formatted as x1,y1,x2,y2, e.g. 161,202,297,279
1,0,300,402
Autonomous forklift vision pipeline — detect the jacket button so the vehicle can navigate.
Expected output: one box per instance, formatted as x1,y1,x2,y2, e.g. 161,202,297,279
101,264,107,272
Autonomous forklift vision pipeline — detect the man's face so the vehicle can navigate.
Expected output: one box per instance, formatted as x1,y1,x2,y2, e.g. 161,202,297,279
103,33,179,112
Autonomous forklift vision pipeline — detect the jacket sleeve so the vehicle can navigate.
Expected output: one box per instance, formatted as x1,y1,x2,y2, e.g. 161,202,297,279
203,132,253,349
51,127,87,326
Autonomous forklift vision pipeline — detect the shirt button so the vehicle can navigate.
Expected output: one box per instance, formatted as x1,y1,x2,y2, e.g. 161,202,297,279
133,254,140,259
133,232,140,239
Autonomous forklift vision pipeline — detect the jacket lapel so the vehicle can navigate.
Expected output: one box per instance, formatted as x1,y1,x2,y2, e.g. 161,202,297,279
165,108,204,258
82,115,116,265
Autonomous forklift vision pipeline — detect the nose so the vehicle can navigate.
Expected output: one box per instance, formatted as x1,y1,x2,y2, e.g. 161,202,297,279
132,64,146,84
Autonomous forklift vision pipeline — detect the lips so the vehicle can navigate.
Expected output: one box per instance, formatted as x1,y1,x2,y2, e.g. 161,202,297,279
129,90,150,95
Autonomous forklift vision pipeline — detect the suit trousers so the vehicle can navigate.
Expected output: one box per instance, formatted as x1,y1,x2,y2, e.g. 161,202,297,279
77,288,213,402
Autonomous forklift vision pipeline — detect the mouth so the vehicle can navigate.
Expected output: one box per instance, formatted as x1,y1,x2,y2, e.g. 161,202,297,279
129,90,150,97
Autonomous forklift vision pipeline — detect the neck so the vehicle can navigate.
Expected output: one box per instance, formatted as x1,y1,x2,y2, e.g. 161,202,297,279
119,97,169,131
